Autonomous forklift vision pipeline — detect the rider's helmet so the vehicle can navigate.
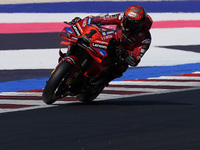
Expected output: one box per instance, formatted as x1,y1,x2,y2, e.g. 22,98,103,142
123,5,147,34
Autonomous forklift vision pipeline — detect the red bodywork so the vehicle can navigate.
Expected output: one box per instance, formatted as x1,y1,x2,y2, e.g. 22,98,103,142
58,16,116,78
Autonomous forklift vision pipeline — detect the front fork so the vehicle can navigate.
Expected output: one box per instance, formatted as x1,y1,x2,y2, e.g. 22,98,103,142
61,54,92,94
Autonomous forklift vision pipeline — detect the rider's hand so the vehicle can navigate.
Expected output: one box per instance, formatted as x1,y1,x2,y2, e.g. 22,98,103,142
125,54,136,66
117,47,136,66
69,17,81,25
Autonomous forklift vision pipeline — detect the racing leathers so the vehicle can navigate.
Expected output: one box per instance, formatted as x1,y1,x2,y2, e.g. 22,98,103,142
89,13,153,80
91,13,153,67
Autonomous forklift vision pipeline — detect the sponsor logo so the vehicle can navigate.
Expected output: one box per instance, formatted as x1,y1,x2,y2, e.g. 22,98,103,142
118,13,124,21
101,30,115,36
65,27,73,34
128,12,137,18
95,40,108,45
76,23,83,33
101,32,106,36
100,35,113,40
95,49,106,56
92,43,107,50
72,25,81,36
106,30,115,35
87,16,92,26
82,18,87,27
140,49,146,54
105,14,117,19
142,39,151,45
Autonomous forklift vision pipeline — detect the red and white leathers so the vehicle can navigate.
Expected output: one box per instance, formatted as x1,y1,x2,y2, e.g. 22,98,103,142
91,13,153,67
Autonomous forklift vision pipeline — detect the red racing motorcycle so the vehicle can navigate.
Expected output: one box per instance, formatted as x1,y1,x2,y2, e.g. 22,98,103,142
42,16,119,104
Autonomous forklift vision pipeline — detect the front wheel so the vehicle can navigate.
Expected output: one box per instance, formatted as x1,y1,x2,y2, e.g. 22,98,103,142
42,61,74,104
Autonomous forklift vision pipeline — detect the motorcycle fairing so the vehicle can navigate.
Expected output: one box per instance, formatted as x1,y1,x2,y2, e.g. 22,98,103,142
95,48,107,56
58,17,116,77
64,27,74,35
59,22,113,63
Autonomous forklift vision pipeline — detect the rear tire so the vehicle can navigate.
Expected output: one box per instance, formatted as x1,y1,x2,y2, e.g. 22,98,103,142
77,86,105,103
42,61,73,104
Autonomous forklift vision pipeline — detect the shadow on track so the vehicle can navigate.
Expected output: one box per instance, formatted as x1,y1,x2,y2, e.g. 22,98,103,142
55,99,191,107
54,90,194,107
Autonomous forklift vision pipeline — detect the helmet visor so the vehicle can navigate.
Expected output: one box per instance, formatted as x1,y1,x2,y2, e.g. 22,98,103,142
123,16,143,33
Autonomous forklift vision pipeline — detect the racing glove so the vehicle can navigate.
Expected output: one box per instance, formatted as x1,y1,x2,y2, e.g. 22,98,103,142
116,46,136,66
69,17,82,25
125,54,136,66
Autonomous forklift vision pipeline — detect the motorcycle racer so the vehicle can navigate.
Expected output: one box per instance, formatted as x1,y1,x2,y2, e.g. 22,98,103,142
70,5,153,82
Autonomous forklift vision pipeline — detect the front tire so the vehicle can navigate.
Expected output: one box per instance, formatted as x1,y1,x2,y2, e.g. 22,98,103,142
42,61,73,104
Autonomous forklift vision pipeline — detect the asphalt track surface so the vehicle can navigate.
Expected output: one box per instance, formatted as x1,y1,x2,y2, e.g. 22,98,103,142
1,26,200,150
0,89,200,150
0,69,52,82
0,33,61,50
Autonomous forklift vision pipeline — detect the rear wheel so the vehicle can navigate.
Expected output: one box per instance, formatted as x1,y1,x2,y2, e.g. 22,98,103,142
42,61,74,104
77,86,105,103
